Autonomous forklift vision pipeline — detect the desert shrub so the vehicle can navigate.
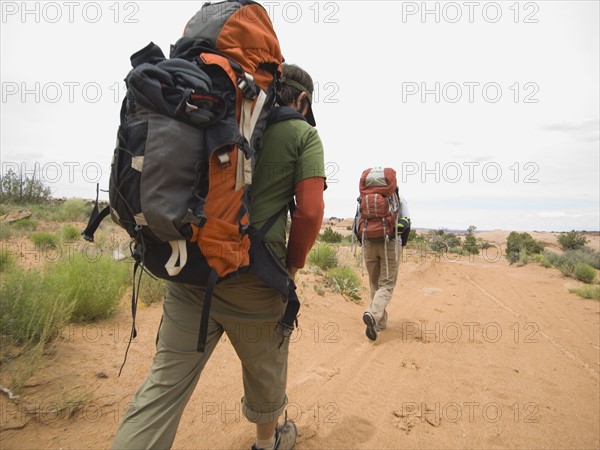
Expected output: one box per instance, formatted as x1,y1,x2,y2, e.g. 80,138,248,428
479,240,493,250
0,224,12,240
313,284,325,296
324,267,361,302
54,199,91,222
569,285,600,300
448,247,470,256
573,263,597,284
539,253,553,268
545,249,600,276
575,247,600,270
427,229,461,253
558,230,588,251
30,231,60,249
319,226,343,244
0,253,129,344
462,233,479,254
57,253,130,322
60,224,82,242
0,249,16,272
342,234,354,245
506,232,544,265
10,218,38,232
0,269,75,344
138,275,166,306
308,244,338,270
406,230,426,249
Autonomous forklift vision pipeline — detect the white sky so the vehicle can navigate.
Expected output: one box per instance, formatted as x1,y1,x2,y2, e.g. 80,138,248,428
1,1,599,232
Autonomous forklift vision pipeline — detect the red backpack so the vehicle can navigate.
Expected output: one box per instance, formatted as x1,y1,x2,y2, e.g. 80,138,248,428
354,167,400,242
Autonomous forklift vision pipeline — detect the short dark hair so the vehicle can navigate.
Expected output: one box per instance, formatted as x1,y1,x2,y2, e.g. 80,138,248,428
278,63,314,112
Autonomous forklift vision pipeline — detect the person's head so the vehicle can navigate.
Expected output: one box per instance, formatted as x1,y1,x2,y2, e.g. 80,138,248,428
278,63,316,126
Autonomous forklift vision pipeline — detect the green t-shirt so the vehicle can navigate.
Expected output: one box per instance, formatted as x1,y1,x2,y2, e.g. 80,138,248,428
250,116,325,261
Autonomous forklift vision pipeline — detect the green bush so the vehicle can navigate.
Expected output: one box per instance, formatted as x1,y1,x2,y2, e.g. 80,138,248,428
576,247,600,270
324,267,362,302
319,226,343,243
0,249,16,272
544,249,600,277
313,283,325,296
0,253,130,345
506,232,544,265
55,199,92,222
558,230,588,251
428,229,461,253
479,240,493,250
10,218,38,232
573,263,597,284
407,230,426,246
462,233,479,254
308,244,338,270
0,269,75,344
138,275,166,306
569,285,600,300
540,254,553,268
30,231,60,249
60,224,82,242
0,224,12,240
57,253,130,322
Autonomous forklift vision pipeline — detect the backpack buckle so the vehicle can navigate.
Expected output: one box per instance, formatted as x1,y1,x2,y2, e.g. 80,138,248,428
237,73,259,100
217,153,231,168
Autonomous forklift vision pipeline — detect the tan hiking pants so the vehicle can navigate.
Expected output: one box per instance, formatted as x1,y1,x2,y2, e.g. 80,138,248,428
363,238,399,331
112,272,290,450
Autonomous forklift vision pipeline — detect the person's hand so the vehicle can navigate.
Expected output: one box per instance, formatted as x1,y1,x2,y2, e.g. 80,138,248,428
287,265,299,281
397,217,410,232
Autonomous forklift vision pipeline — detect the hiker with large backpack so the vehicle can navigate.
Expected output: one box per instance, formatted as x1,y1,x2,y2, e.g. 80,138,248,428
352,167,411,341
107,2,325,447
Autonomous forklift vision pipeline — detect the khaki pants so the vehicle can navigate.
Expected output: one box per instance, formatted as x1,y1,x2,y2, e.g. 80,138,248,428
363,239,399,331
112,272,290,450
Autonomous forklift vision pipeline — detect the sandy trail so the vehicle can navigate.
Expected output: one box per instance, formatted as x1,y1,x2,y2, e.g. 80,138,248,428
1,248,599,449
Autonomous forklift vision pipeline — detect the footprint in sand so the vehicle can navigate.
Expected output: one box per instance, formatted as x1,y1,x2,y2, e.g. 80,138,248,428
292,367,340,386
421,287,443,295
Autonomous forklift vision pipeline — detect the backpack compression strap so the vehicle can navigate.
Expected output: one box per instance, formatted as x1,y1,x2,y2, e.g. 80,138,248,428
195,202,300,352
197,269,219,352
253,201,300,330
81,184,110,242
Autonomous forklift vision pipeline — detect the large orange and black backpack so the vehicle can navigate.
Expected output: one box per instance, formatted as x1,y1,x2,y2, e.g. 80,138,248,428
82,0,297,357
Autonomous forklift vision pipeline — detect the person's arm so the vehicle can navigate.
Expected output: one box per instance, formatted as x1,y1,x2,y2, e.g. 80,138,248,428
286,176,325,277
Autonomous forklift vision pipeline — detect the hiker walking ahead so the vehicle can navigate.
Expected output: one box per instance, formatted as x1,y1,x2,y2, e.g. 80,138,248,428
353,168,411,341
112,63,325,450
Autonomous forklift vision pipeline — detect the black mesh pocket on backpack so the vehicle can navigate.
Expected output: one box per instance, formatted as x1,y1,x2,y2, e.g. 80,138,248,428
109,118,148,237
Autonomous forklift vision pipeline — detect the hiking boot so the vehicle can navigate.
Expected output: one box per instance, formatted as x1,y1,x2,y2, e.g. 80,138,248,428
274,418,297,450
363,312,377,341
251,418,297,450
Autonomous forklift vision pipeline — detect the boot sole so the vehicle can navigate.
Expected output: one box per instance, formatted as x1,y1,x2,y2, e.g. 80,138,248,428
363,313,377,341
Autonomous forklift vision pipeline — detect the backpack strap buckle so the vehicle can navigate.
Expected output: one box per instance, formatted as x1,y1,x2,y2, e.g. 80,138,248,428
217,152,231,168
237,73,259,100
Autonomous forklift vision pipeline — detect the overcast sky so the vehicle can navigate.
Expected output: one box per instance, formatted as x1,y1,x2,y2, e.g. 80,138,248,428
1,1,599,232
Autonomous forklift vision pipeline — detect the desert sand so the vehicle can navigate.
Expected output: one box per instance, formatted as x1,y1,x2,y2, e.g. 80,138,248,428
1,223,599,449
